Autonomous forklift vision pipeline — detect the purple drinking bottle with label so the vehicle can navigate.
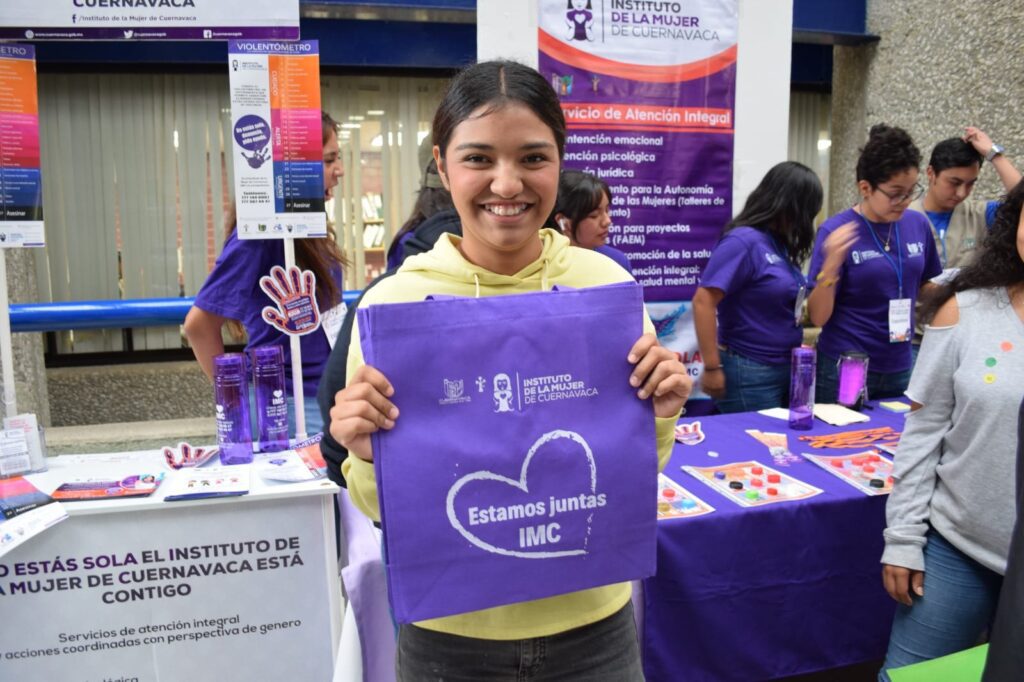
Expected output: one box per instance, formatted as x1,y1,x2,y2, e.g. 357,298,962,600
252,345,289,452
213,353,253,465
789,346,816,430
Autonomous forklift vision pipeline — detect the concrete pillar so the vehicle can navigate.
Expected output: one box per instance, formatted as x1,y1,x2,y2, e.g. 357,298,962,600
1,249,51,426
831,0,1024,212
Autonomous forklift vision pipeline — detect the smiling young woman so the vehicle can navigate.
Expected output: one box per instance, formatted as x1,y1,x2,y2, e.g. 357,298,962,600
325,60,690,680
433,100,560,275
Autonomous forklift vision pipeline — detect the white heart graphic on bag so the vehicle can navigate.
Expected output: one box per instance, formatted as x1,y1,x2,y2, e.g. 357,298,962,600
445,430,597,559
273,390,283,399
574,11,587,23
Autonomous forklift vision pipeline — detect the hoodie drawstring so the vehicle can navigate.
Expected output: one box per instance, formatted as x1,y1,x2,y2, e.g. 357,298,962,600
541,258,550,292
473,272,481,299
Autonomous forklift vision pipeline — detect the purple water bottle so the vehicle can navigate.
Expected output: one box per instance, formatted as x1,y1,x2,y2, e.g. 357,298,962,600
789,346,816,430
213,353,253,465
252,345,289,453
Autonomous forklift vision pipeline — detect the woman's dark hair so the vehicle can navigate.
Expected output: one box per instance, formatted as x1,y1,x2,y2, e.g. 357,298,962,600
929,137,984,174
432,60,566,162
386,163,454,265
552,170,610,242
922,179,1024,322
225,110,346,311
724,161,822,264
567,0,593,7
855,124,921,187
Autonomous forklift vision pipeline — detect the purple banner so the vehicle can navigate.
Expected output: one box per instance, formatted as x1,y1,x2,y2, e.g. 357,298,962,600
359,284,658,623
539,0,738,302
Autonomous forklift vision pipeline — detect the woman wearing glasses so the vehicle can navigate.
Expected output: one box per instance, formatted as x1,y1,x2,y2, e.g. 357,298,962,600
808,124,942,401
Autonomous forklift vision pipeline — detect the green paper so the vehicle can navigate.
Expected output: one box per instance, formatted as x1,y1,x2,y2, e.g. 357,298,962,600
888,644,988,682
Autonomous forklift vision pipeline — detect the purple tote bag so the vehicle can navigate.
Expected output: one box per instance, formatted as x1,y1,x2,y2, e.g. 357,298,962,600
357,282,658,623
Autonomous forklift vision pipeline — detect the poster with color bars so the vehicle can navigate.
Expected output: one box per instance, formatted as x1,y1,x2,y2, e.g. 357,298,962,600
228,40,325,239
0,44,43,248
657,473,714,520
682,460,823,507
802,450,895,496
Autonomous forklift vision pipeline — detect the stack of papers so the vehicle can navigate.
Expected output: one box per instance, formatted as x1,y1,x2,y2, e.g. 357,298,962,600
813,403,870,426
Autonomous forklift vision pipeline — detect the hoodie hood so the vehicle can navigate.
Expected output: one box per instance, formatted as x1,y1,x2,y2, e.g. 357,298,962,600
401,228,574,294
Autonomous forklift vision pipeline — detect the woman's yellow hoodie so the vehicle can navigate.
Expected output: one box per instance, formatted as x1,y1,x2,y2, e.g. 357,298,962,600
342,228,679,640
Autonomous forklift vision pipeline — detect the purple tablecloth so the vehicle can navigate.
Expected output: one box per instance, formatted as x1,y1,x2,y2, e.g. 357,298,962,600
643,406,904,681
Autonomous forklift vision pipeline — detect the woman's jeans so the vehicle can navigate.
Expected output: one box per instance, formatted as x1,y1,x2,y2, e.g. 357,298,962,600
815,353,913,404
878,531,1003,681
396,602,644,681
716,347,790,413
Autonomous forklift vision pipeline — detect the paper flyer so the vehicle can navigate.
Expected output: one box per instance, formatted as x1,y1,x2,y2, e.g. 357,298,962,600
682,460,823,507
0,43,44,248
256,434,327,483
228,40,325,239
51,473,165,501
162,466,251,501
803,450,895,496
657,473,714,520
0,476,67,559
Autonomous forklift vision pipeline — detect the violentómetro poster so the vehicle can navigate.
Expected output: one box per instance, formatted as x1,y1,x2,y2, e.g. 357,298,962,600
228,40,325,240
538,0,738,303
0,43,43,248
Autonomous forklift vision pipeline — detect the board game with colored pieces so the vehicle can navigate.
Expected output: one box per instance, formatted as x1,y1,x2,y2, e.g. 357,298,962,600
657,473,715,520
802,450,895,495
681,460,823,507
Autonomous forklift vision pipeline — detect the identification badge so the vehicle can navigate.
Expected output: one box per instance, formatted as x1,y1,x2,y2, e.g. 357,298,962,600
888,298,911,343
793,284,808,327
321,302,348,349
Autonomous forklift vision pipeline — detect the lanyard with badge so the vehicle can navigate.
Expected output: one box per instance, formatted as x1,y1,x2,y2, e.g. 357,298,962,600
769,236,807,327
857,215,911,343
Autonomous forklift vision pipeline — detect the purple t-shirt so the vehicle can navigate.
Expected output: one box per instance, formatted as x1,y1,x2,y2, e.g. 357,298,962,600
595,244,632,274
808,207,942,373
193,231,342,396
699,227,804,365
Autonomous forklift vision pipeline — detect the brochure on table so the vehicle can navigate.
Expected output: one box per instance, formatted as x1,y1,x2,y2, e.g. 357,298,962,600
25,448,337,517
0,475,67,558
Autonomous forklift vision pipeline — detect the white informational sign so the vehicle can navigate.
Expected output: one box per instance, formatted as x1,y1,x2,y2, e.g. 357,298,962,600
228,40,326,239
0,494,337,681
0,0,299,41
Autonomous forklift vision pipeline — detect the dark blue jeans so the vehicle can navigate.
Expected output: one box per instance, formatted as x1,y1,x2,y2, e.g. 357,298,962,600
716,348,790,414
815,353,913,403
879,531,1003,681
395,602,643,681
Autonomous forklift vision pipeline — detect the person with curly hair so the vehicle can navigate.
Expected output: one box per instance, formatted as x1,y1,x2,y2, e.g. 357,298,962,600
878,180,1024,679
808,124,942,401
